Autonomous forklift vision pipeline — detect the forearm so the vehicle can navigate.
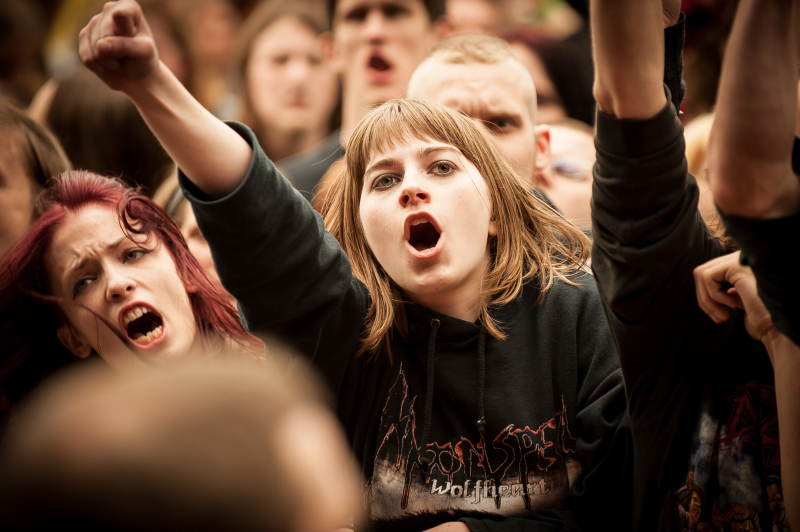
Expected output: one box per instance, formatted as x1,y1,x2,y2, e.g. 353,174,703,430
708,0,800,218
125,62,251,199
590,0,666,118
765,332,800,527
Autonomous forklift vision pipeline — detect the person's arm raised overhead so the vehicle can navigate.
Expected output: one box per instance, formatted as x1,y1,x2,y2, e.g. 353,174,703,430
707,0,800,219
706,0,800,345
591,0,673,119
78,0,250,199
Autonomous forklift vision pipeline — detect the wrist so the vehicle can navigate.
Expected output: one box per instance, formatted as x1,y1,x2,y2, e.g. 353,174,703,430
124,61,174,108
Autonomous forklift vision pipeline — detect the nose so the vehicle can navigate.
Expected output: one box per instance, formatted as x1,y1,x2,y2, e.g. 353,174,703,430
398,174,431,208
105,267,136,302
363,10,387,43
286,57,313,84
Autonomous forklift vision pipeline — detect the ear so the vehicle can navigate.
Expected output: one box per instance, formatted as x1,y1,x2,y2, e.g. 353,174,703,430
320,32,334,62
534,124,552,172
433,15,454,41
322,31,344,75
57,324,93,359
488,218,498,237
532,125,554,188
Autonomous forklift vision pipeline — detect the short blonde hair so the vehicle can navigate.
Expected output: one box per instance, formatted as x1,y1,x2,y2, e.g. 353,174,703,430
322,99,589,360
412,34,537,120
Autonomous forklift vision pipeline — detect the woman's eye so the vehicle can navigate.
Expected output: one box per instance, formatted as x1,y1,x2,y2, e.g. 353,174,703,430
373,175,397,190
432,162,455,175
73,277,93,296
124,249,147,262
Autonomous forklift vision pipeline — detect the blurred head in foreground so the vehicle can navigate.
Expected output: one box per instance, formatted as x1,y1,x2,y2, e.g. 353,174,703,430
0,357,360,532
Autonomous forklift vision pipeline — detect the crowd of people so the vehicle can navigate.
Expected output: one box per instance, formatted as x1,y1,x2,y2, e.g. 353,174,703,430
0,0,797,531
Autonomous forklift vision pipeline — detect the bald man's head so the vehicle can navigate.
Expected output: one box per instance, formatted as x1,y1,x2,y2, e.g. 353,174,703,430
408,34,546,185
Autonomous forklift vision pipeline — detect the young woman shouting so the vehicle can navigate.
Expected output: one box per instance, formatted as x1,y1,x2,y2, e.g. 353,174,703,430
77,2,630,530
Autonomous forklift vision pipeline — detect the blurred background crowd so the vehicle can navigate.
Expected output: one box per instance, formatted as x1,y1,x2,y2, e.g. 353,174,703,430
1,0,736,263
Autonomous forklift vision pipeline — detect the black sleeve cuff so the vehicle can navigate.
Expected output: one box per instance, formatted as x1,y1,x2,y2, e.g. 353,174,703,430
664,12,686,115
595,87,681,158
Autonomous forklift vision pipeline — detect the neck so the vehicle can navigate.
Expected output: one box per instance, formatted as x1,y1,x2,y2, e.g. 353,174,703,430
340,85,385,146
407,286,483,324
258,124,328,162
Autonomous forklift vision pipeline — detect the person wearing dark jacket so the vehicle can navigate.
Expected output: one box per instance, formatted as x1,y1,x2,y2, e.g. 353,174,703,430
590,0,791,530
78,2,630,530
703,0,800,525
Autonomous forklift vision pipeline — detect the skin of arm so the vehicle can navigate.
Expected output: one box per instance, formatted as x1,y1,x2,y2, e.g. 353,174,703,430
694,253,798,527
764,333,800,529
78,0,251,199
590,0,676,119
706,0,800,219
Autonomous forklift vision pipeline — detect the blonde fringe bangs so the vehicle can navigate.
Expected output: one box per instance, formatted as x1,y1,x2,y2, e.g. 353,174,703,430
321,99,590,361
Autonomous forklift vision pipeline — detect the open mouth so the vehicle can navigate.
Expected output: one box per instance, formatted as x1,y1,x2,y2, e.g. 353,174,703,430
408,217,441,252
122,305,164,345
368,55,392,72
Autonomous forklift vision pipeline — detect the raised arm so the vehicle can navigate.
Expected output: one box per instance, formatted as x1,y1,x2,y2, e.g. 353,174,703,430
78,0,250,198
591,0,675,119
707,0,800,219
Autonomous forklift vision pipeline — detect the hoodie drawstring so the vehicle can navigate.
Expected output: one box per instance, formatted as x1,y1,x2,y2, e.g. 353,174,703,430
420,318,440,471
476,326,487,437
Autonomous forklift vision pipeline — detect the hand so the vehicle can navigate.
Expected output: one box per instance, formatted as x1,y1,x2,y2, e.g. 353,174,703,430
694,251,775,342
662,0,681,27
423,523,471,532
78,0,159,93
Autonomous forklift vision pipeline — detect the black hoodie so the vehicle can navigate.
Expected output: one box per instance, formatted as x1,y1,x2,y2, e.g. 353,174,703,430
180,123,629,532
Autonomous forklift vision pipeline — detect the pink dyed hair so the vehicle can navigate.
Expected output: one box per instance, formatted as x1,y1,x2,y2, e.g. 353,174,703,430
0,171,262,408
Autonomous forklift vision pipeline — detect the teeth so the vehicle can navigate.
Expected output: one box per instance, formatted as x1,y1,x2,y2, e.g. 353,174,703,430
123,306,150,326
412,218,427,226
133,325,163,345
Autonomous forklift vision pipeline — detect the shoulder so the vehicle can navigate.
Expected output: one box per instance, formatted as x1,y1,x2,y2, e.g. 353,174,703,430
540,270,603,312
503,271,607,333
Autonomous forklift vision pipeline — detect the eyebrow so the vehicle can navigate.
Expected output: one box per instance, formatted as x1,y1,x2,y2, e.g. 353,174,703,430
63,236,129,281
364,145,461,177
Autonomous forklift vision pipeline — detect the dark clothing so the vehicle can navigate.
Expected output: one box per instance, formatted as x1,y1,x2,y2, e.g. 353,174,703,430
591,100,784,532
720,210,800,346
180,122,629,531
277,129,344,202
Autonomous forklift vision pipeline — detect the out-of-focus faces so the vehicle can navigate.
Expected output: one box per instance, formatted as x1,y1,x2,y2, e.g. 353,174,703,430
247,17,338,136
0,129,35,257
509,42,566,125
188,0,239,72
359,138,496,319
332,0,436,106
408,58,547,187
547,124,595,229
47,205,201,371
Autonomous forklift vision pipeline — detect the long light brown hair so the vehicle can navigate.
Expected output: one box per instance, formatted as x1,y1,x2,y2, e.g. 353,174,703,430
322,99,590,360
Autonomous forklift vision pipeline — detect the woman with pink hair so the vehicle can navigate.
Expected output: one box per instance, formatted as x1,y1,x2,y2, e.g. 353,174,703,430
0,170,262,423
